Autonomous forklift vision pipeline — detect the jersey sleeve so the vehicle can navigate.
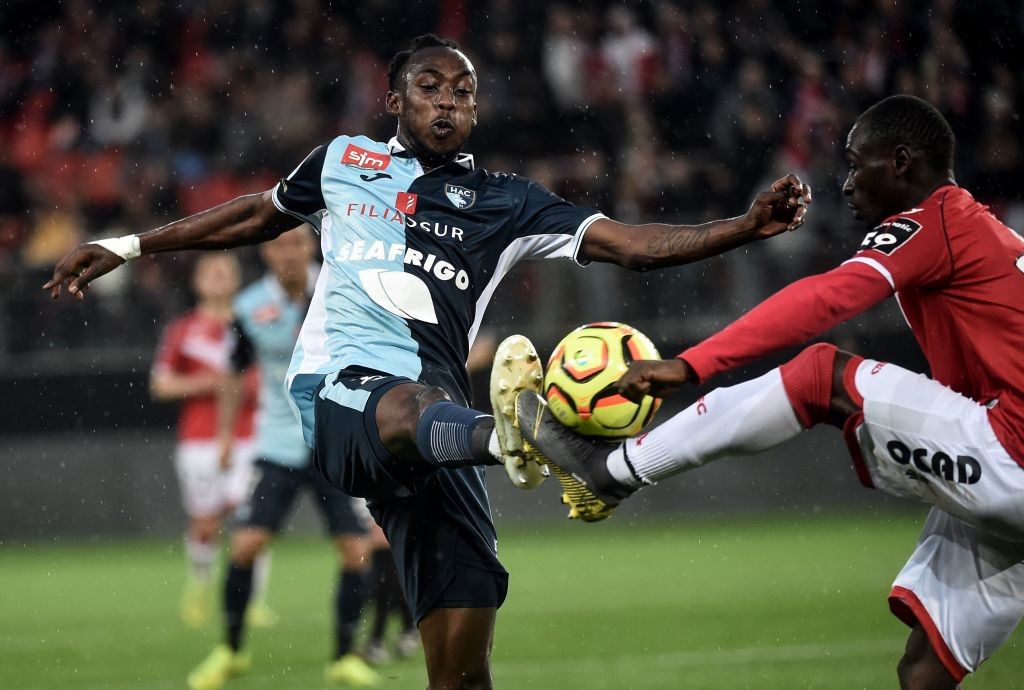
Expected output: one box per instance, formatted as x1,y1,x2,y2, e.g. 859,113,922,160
844,205,953,291
511,179,605,265
679,261,893,383
272,145,329,230
228,318,255,373
151,319,186,377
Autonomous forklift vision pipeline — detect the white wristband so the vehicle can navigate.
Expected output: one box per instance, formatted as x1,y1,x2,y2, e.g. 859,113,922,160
89,235,141,261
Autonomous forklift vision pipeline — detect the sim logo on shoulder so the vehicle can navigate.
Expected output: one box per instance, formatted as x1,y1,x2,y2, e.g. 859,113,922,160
342,144,391,171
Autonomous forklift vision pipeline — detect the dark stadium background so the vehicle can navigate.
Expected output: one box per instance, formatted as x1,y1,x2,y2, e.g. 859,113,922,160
1,3,1023,688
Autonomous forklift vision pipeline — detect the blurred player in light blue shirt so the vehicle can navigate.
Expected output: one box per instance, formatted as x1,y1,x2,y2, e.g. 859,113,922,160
229,256,315,469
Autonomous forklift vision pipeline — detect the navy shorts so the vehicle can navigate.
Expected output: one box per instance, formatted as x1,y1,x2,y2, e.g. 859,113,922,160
313,366,508,623
238,458,371,536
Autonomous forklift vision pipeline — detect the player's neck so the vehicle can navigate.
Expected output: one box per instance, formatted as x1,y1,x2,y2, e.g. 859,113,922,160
909,174,957,206
196,300,232,322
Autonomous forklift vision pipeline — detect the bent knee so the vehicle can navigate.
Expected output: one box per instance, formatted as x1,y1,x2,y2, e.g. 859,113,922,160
190,517,221,542
414,386,451,414
231,529,271,565
336,535,370,569
376,383,450,454
780,343,863,428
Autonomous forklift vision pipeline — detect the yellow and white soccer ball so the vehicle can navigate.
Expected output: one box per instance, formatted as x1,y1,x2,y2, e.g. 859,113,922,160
543,322,661,438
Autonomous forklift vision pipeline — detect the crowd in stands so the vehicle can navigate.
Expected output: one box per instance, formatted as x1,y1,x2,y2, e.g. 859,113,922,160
2,0,1022,358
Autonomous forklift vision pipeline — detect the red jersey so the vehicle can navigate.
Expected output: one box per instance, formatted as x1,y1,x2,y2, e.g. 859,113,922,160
681,185,1024,465
152,310,257,442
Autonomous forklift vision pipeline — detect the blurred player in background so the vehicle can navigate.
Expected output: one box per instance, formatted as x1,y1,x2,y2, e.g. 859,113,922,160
150,253,271,628
46,34,807,689
188,226,380,689
362,522,418,665
519,95,1024,689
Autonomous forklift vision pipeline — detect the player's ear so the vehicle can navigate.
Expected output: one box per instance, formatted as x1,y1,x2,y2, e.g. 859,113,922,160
472,102,477,127
385,90,400,116
893,145,911,177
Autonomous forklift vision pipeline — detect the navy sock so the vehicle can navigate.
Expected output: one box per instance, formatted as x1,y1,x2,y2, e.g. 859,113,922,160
414,401,498,468
225,564,254,651
335,569,368,659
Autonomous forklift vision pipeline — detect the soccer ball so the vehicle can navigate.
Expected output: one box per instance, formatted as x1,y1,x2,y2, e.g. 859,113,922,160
543,322,662,438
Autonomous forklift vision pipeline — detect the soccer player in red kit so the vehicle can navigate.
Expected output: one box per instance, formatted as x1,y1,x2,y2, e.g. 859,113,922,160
516,95,1024,688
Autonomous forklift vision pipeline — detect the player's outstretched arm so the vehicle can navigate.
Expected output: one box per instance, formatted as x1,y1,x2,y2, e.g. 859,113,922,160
617,261,893,401
581,174,811,269
44,190,295,299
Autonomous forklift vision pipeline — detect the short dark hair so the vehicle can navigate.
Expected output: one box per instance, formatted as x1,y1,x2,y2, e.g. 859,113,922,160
857,95,955,171
387,34,463,92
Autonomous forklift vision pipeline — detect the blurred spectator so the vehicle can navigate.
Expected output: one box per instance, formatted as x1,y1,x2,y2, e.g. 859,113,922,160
88,67,149,147
600,6,659,99
542,5,589,111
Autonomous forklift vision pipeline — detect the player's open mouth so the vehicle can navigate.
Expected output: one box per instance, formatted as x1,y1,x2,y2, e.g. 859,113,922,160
848,202,861,219
431,119,455,137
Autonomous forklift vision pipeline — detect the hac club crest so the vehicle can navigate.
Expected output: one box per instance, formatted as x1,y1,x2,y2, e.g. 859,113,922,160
444,183,476,209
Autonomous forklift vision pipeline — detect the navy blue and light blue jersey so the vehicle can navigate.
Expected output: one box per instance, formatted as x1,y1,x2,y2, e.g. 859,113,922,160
272,135,604,444
230,267,319,466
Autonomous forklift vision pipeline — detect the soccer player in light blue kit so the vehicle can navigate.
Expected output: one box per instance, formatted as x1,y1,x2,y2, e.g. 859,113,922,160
187,227,379,689
46,34,808,689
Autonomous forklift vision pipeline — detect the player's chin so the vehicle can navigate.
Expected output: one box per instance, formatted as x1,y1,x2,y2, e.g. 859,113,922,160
436,127,468,144
424,138,466,161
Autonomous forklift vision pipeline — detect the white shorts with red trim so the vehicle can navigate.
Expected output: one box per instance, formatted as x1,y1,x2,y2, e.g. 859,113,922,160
174,439,256,518
841,359,1024,678
844,359,1024,541
889,508,1024,680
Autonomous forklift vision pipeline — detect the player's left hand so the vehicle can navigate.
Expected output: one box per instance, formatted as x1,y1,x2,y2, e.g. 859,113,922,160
618,358,694,402
743,174,812,239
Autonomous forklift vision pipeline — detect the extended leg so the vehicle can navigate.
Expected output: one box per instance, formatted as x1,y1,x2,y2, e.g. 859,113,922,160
371,334,545,486
375,383,499,468
518,343,866,520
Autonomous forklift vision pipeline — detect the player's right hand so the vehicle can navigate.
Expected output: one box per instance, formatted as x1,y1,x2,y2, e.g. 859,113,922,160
43,243,125,300
617,358,694,402
743,174,812,239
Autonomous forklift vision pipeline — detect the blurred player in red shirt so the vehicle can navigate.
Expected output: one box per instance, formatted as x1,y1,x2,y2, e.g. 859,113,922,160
151,253,266,627
519,95,1024,688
